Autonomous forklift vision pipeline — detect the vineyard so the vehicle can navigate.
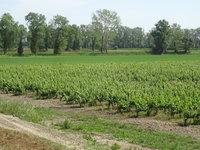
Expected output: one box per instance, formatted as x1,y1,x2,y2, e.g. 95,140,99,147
0,61,199,125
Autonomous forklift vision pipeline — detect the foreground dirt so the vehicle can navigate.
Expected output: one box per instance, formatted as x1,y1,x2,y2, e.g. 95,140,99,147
0,127,63,150
1,93,199,140
0,114,85,150
0,113,151,150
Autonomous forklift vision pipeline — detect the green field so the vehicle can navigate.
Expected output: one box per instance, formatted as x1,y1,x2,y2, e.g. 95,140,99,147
0,53,200,65
0,52,200,149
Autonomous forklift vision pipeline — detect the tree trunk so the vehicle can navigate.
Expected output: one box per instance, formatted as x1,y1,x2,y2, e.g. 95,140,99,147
3,42,7,54
105,41,108,53
92,37,95,52
18,38,23,56
101,35,104,53
3,48,7,55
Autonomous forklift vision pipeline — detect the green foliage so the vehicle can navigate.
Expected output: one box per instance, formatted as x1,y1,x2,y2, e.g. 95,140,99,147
67,24,81,50
0,11,200,54
0,13,18,54
92,9,121,53
151,20,171,54
17,24,27,56
25,12,46,54
80,24,98,51
0,99,56,123
0,34,2,48
182,30,193,53
0,62,199,125
113,26,147,49
44,25,53,51
111,143,121,150
50,15,69,54
59,120,71,129
169,24,184,53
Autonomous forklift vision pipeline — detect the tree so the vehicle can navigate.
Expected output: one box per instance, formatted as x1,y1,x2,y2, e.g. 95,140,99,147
182,29,193,53
169,24,184,53
17,25,27,56
113,26,132,48
144,33,154,48
25,12,46,54
72,25,81,50
131,27,145,48
0,35,2,48
67,25,81,50
79,24,98,51
44,24,54,51
0,13,18,54
92,9,121,53
80,25,92,49
151,20,171,54
193,28,200,48
50,15,69,54
113,26,146,49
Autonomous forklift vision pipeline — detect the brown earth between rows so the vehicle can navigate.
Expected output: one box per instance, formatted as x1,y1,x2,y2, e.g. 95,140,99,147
0,92,200,140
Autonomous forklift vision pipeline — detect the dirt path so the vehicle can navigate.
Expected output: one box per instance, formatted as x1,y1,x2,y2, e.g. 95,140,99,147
0,113,151,150
0,114,85,150
0,127,63,150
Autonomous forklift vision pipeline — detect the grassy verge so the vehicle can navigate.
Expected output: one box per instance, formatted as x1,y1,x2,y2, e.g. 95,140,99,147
56,113,200,150
0,98,58,123
0,98,200,150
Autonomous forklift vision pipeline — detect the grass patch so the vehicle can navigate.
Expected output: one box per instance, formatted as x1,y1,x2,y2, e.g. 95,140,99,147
57,114,200,150
111,143,121,150
82,134,111,150
0,54,200,65
0,98,57,123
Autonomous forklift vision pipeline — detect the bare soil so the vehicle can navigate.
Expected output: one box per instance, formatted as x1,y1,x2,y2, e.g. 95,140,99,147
0,127,63,150
0,113,150,150
0,114,85,150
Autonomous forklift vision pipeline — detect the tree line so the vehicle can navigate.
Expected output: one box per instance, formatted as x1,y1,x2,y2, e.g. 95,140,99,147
0,9,200,55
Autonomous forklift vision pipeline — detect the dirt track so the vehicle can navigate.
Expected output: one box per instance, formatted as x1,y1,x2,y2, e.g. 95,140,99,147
0,113,151,150
0,114,85,150
0,127,63,150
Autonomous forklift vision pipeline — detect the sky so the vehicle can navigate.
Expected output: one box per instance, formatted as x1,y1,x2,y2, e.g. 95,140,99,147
0,0,200,31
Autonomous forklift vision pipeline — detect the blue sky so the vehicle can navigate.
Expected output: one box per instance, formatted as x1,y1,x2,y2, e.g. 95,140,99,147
0,0,199,31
